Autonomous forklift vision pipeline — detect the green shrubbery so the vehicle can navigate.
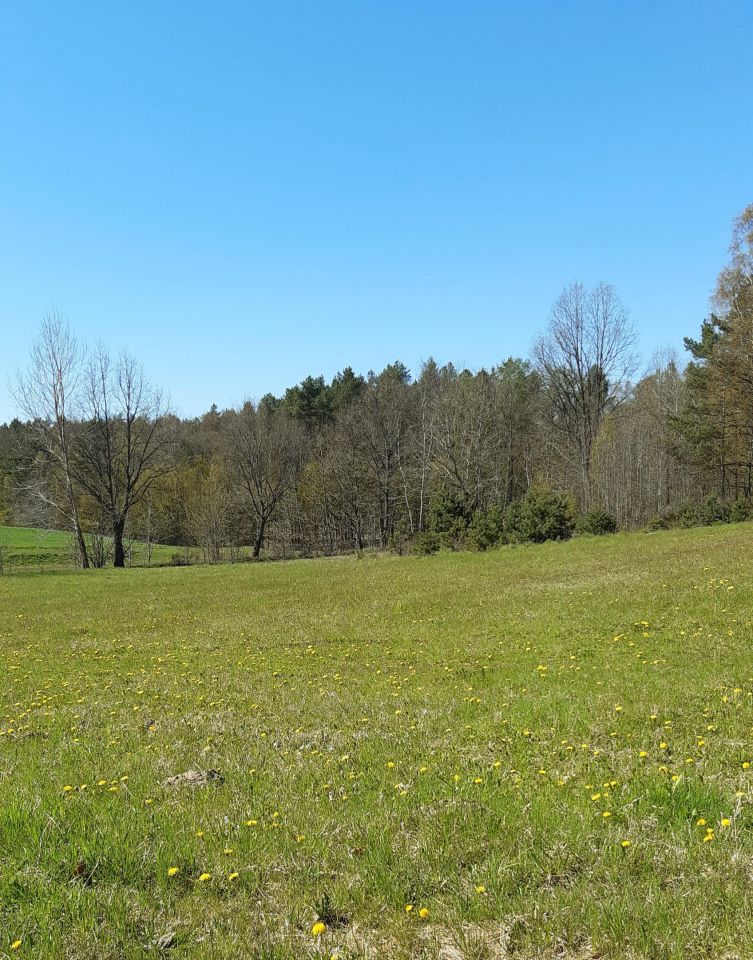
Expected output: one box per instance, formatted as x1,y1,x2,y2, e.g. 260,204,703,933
504,485,575,544
647,495,753,531
410,485,578,554
465,505,506,551
426,489,473,549
577,507,618,535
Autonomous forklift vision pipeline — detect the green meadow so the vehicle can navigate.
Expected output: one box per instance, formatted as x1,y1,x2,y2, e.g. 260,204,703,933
0,526,176,572
2,525,753,958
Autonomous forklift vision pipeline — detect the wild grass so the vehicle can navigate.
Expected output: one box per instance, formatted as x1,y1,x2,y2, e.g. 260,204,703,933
1,525,753,957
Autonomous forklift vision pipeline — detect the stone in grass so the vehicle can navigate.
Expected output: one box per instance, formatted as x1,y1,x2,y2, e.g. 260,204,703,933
162,769,224,788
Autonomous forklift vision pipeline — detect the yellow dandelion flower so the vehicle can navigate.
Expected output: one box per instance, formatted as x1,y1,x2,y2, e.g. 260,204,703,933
312,921,326,937
419,907,430,919
167,866,180,877
197,872,211,882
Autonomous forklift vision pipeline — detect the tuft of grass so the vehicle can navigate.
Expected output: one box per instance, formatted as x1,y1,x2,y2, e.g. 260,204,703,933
1,524,753,957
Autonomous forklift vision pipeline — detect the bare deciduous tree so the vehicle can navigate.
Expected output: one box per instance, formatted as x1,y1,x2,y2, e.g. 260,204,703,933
14,313,90,567
534,282,638,506
228,403,305,558
72,347,171,567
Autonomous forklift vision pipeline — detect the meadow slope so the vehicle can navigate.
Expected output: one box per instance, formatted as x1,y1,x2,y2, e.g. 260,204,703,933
1,527,753,958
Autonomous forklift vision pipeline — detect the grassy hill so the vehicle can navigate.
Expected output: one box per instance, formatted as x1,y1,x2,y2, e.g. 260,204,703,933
1,525,753,957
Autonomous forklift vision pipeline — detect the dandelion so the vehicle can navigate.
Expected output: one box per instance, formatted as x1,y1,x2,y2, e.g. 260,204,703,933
167,866,180,877
197,872,211,882
621,840,631,848
405,904,413,913
475,884,486,894
312,922,326,937
419,907,430,919
228,871,239,881
11,941,21,951
721,818,731,828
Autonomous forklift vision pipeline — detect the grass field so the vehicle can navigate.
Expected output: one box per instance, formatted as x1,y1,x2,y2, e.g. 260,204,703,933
0,526,176,571
1,526,753,958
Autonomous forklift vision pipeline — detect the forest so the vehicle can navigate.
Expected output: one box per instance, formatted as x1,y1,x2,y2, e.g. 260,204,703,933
1,203,752,568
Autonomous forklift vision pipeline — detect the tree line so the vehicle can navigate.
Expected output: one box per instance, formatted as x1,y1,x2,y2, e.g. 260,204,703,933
1,203,751,567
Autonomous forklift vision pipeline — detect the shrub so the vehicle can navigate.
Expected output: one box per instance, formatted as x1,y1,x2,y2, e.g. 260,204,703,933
388,520,411,555
646,510,674,531
646,496,753,531
505,486,575,543
427,489,473,549
411,531,440,555
466,506,506,551
729,497,753,523
577,507,618,536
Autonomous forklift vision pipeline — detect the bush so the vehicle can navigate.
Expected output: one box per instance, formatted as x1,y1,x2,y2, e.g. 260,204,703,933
505,486,575,543
427,489,473,549
577,507,618,536
646,510,674,531
411,531,440,556
466,506,506,551
647,496,753,531
729,497,753,523
388,520,411,555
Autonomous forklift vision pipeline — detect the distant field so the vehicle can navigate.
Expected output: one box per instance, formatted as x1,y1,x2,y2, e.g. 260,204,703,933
2,526,753,958
0,526,176,570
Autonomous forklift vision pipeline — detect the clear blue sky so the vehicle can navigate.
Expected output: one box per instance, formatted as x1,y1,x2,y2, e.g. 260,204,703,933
1,1,751,423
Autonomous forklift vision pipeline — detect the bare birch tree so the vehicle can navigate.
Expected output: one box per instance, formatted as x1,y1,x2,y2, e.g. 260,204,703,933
14,313,90,567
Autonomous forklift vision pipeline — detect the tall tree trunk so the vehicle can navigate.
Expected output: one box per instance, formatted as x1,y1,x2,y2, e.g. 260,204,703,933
63,463,89,568
113,518,126,568
75,521,89,569
252,517,266,559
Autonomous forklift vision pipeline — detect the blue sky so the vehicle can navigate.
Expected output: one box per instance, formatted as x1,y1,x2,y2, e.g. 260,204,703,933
1,1,751,422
